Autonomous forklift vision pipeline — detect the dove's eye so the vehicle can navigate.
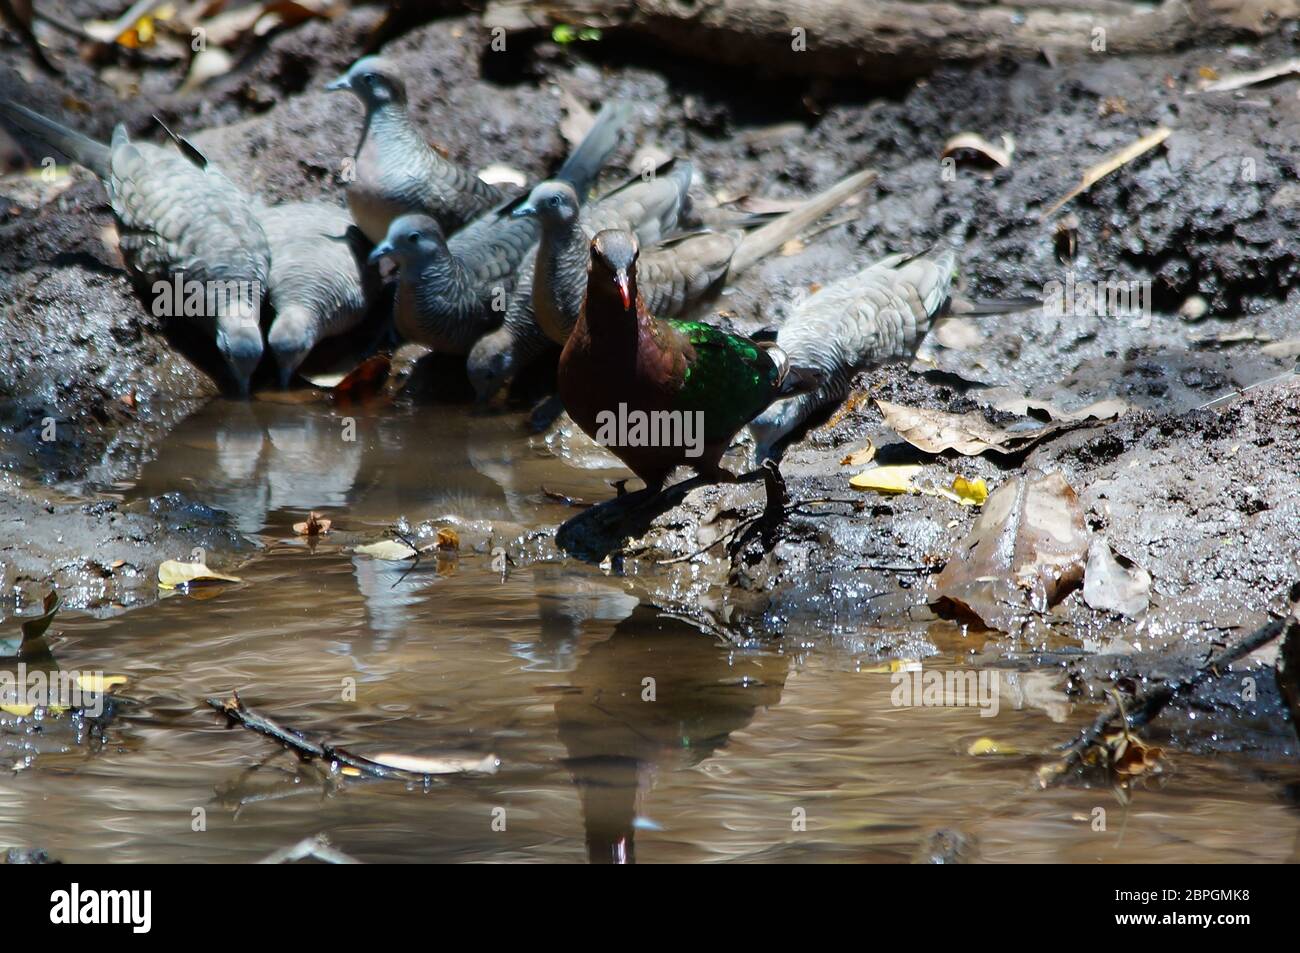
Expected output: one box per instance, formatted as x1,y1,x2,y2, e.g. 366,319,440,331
406,232,420,243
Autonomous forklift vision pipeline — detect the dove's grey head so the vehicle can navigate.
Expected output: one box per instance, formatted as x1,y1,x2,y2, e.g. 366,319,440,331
327,56,407,109
467,327,517,403
267,305,317,389
368,213,447,271
216,320,264,397
589,229,640,315
512,180,580,229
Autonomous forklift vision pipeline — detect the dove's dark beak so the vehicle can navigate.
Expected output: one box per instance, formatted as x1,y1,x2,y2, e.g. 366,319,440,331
510,200,537,220
325,75,350,92
368,241,395,266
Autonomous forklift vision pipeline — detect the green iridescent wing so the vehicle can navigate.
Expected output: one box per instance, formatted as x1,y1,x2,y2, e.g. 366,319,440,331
668,320,780,442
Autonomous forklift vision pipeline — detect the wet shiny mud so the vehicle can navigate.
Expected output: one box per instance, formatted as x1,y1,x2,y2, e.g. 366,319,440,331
3,399,1299,863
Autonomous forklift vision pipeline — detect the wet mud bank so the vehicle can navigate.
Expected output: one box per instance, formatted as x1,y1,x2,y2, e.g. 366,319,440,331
1,11,1298,761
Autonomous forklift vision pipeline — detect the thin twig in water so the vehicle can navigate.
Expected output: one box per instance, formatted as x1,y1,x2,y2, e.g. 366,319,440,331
207,691,438,782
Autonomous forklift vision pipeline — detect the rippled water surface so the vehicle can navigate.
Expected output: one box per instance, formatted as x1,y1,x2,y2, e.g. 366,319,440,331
4,399,1298,863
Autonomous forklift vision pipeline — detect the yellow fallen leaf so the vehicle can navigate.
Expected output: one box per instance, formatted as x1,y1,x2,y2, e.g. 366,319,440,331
158,560,241,589
968,737,1020,756
75,673,128,694
435,527,460,551
949,476,989,506
849,464,922,494
340,766,363,777
859,659,922,674
839,441,876,466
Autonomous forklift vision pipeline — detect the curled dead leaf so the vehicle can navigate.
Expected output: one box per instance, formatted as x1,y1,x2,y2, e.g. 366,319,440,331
941,132,1014,168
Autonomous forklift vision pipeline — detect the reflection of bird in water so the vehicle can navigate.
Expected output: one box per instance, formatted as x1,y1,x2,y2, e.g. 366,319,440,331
198,400,361,535
555,606,789,863
264,414,363,515
510,566,639,673
350,551,431,643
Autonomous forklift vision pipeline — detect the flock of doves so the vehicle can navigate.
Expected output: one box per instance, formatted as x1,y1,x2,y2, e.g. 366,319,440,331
1,54,982,495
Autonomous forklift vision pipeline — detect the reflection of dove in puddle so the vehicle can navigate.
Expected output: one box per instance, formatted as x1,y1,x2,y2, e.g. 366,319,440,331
556,606,790,863
351,552,429,640
511,566,639,673
265,417,363,514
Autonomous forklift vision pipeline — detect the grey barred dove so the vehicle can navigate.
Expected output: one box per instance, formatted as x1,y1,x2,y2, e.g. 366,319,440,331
330,56,629,243
466,165,875,401
258,201,378,387
748,249,958,461
0,101,270,395
465,159,694,400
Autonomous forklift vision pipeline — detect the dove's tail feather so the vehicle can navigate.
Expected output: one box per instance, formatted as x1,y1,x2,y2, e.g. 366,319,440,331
728,167,876,277
0,100,111,178
555,102,632,202
948,295,1040,316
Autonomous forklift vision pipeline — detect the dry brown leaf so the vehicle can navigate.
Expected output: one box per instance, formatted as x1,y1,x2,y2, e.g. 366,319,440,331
330,354,391,408
477,163,527,188
435,527,459,551
1041,127,1171,219
932,472,1089,631
558,88,595,148
293,511,331,536
1105,730,1163,777
876,399,1055,456
1083,536,1151,617
840,441,876,467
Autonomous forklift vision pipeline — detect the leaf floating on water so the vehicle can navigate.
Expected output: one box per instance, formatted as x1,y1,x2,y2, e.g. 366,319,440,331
75,673,128,694
435,527,460,551
859,659,922,674
293,511,332,536
354,540,418,561
967,737,1020,756
158,559,241,589
370,751,499,775
839,441,876,467
1104,731,1163,777
1,591,60,657
849,464,922,494
1041,126,1171,219
20,591,60,643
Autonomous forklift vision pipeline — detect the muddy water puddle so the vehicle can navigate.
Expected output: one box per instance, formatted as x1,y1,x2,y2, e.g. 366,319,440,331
3,399,1298,863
